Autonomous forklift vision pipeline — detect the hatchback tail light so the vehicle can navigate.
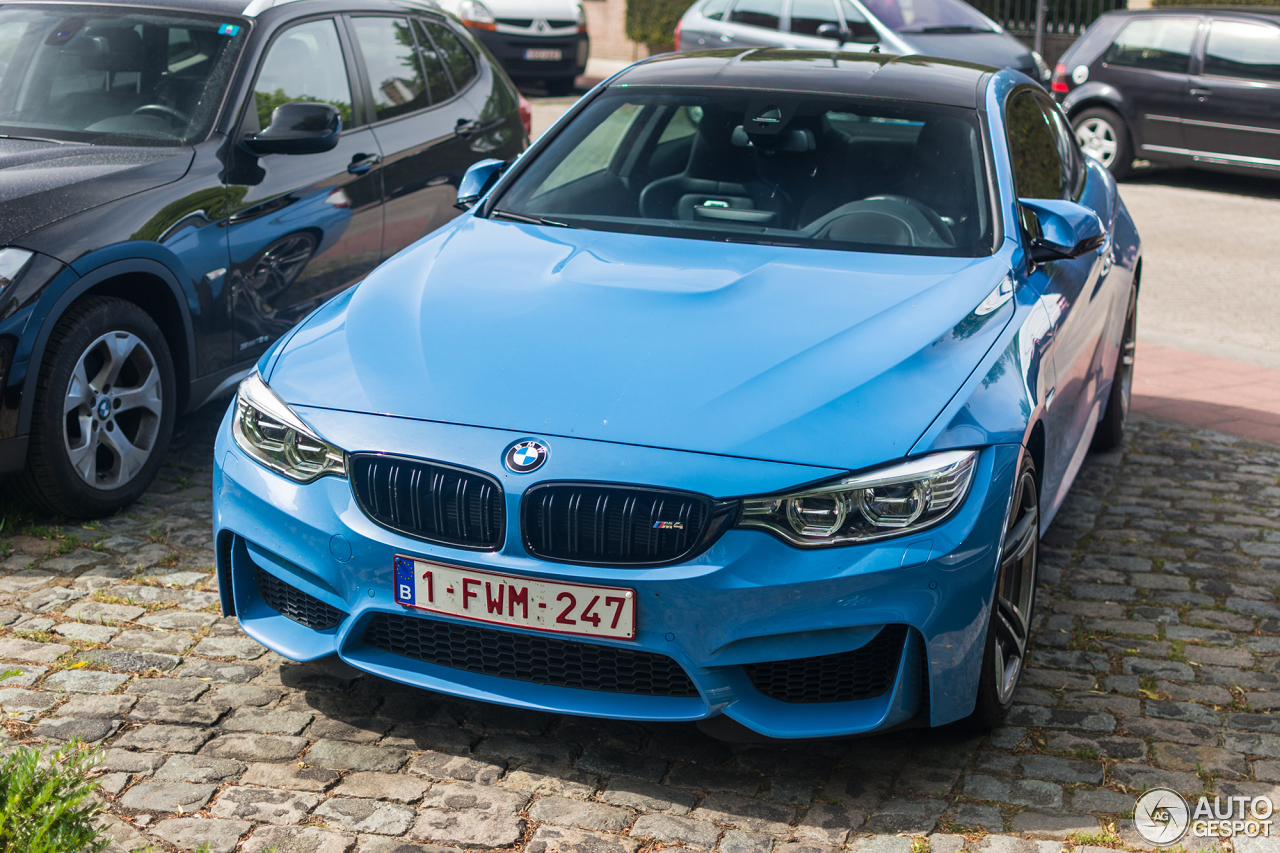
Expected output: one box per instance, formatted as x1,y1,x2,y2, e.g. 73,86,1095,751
518,94,532,140
674,19,682,51
1051,63,1069,93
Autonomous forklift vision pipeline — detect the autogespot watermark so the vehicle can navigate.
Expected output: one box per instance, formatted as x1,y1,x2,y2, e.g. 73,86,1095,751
1135,788,1275,845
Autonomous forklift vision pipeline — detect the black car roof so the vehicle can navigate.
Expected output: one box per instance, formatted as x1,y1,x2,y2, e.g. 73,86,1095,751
610,49,995,110
3,0,443,20
1103,5,1280,17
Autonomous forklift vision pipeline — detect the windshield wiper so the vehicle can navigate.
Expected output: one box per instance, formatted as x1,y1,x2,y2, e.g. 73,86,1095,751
491,209,574,228
902,25,993,34
0,133,71,144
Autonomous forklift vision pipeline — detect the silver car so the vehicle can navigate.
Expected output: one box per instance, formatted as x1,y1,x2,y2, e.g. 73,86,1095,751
676,0,1049,82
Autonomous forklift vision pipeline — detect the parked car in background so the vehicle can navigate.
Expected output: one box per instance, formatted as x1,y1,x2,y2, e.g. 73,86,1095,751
0,0,526,517
437,0,588,94
675,0,1050,82
1053,7,1280,178
214,49,1140,739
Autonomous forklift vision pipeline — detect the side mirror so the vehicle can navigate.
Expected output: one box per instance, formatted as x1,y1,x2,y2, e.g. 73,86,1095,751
1018,198,1106,264
242,102,341,156
816,23,849,44
455,158,506,210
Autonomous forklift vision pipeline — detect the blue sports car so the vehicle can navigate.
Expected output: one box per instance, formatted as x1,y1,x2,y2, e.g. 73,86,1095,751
213,49,1141,739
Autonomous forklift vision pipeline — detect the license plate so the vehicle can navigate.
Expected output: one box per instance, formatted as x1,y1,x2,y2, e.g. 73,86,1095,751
393,556,636,639
523,48,562,61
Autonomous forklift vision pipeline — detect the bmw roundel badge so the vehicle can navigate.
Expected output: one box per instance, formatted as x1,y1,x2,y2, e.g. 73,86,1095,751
505,439,548,473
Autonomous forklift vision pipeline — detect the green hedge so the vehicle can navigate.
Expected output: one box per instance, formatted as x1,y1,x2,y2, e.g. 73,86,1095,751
1152,0,1278,6
626,0,696,48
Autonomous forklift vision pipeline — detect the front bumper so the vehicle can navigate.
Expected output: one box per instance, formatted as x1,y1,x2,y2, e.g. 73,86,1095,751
471,27,589,79
213,403,1020,739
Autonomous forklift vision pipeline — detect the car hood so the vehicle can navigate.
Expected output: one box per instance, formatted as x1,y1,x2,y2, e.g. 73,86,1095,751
0,138,194,246
897,32,1035,73
268,217,1015,471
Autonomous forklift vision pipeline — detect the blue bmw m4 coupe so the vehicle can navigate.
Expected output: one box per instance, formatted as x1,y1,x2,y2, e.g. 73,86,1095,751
213,48,1142,739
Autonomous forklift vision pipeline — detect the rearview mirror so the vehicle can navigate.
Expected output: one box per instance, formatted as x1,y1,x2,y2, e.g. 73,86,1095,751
1018,198,1106,264
455,158,506,210
242,102,341,156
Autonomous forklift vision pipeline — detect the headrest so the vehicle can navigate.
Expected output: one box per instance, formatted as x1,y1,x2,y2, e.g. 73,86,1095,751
69,27,144,72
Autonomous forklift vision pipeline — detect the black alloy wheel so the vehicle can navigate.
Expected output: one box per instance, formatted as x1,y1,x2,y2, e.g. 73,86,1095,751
1091,284,1138,451
246,233,316,306
13,296,176,517
965,453,1039,730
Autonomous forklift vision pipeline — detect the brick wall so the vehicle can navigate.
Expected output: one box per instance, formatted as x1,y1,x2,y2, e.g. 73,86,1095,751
584,0,648,61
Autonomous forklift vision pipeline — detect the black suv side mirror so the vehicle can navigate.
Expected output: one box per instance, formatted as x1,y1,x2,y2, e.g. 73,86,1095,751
242,102,341,156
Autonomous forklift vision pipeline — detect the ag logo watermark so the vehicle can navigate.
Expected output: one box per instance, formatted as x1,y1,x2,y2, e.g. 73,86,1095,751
1135,788,1274,845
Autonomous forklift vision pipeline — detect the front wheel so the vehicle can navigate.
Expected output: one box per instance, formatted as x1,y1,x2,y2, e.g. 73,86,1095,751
12,296,176,517
1092,284,1138,451
1072,107,1133,179
963,453,1039,731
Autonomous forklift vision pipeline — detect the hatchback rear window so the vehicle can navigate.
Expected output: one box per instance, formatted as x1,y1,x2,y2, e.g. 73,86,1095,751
494,88,993,257
1102,16,1198,73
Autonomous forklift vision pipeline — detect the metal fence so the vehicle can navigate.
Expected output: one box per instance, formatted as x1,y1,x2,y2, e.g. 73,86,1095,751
966,0,1128,64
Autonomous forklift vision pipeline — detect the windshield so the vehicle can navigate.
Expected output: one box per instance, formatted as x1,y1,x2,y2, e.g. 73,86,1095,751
0,5,246,145
495,88,993,257
862,0,997,34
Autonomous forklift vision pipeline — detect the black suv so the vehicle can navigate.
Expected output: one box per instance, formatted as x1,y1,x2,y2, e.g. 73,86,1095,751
1051,6,1280,178
0,0,526,516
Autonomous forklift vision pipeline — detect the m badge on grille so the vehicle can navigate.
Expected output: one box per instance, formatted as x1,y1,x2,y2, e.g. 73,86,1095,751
505,439,548,473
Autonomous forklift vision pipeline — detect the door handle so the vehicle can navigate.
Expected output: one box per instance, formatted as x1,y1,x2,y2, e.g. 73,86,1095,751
1190,87,1213,100
455,118,481,137
347,153,380,175
719,34,732,42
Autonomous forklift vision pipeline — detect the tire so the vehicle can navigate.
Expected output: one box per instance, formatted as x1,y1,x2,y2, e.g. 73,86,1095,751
963,453,1039,731
545,75,577,96
1091,284,1138,452
12,296,176,517
1072,107,1133,179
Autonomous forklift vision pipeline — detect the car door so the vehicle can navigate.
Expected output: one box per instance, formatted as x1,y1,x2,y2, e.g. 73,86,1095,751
348,15,475,259
782,0,876,50
1006,88,1109,511
1182,17,1280,168
1096,15,1200,157
721,0,788,47
224,17,384,359
680,0,736,49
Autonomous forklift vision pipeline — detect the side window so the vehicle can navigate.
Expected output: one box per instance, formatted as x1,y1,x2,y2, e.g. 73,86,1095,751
352,17,428,121
657,105,699,145
790,0,840,35
1101,16,1198,73
422,20,477,91
1204,20,1280,83
702,0,731,20
729,0,783,31
412,19,453,103
1040,98,1085,199
537,102,643,194
253,19,354,132
1005,90,1066,201
838,0,878,39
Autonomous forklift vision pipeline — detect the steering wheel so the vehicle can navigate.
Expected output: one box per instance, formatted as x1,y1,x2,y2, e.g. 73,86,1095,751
863,195,956,247
130,104,190,127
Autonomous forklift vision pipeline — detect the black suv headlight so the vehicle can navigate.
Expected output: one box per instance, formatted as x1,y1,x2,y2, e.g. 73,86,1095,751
233,372,346,482
737,450,978,547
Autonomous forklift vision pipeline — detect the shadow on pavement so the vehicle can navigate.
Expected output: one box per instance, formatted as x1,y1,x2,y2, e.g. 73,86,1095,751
1122,164,1280,201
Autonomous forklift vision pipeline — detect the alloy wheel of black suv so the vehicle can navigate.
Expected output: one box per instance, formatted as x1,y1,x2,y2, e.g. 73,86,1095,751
0,0,527,516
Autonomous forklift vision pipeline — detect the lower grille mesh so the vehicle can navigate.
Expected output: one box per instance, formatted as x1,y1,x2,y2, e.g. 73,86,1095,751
364,612,699,697
744,625,908,703
256,567,346,631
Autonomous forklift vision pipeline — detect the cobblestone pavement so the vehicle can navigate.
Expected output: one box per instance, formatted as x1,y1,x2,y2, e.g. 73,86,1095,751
3,405,1280,853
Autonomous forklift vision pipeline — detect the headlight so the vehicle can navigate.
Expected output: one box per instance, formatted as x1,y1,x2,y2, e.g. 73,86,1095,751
233,372,346,482
0,248,34,297
1032,51,1051,83
459,0,496,29
737,450,978,547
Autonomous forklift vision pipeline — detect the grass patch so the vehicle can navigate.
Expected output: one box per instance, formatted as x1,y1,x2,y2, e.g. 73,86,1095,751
0,741,107,853
1068,824,1122,847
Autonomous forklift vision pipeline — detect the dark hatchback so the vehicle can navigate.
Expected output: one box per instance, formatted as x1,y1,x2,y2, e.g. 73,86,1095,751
0,0,526,516
1052,6,1280,178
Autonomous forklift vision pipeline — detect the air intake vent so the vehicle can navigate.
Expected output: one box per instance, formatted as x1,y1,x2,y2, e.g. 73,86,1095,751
522,483,734,567
256,567,346,631
744,625,909,703
350,454,504,550
363,612,700,697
